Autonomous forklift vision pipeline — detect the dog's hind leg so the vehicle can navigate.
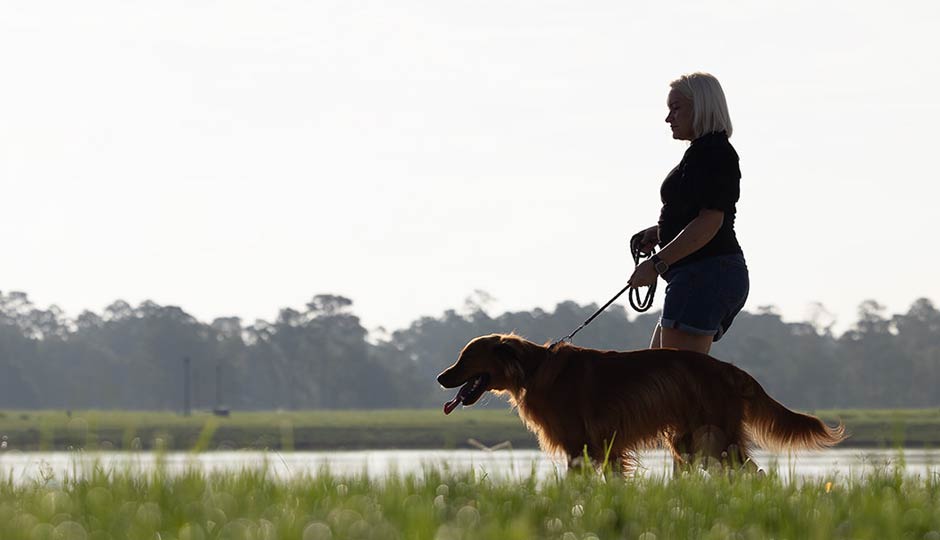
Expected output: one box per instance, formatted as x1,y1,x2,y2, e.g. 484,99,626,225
692,425,729,471
725,438,763,475
667,432,694,475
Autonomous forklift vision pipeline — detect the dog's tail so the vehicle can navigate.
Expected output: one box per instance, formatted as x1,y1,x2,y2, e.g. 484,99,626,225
730,365,846,450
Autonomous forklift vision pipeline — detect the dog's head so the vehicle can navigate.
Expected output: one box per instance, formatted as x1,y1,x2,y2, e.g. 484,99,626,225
437,334,535,414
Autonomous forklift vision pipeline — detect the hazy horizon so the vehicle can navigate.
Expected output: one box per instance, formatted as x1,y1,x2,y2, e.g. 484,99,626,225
3,0,938,338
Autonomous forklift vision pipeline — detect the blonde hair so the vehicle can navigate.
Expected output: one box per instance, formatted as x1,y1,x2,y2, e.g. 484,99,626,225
670,72,733,138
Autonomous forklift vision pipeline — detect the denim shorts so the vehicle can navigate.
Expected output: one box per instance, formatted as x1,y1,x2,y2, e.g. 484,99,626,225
660,253,749,342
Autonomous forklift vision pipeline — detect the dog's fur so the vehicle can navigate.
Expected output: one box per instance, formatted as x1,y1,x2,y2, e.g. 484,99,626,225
437,334,845,474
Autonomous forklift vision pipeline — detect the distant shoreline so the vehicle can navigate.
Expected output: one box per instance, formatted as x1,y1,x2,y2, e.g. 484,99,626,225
0,408,937,451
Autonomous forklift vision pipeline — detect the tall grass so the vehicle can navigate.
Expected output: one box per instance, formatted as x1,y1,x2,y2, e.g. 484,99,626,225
0,456,938,539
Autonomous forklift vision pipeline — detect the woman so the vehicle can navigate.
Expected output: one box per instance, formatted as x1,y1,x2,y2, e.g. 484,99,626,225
628,72,749,355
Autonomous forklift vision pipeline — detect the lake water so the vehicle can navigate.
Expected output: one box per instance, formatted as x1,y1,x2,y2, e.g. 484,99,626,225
1,449,937,485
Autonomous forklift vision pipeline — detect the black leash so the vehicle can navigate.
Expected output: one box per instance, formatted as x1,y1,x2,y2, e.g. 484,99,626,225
548,234,657,348
627,233,657,313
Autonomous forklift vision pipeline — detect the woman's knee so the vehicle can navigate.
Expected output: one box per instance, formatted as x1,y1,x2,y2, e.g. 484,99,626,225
660,326,712,354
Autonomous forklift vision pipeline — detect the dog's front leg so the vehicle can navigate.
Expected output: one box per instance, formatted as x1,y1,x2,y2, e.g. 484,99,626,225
567,452,594,473
566,446,618,475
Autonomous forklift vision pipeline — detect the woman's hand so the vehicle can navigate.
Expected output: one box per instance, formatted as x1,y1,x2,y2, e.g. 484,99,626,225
628,259,658,288
632,225,659,255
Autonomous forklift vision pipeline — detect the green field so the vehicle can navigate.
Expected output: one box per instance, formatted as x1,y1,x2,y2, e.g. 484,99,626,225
0,458,938,539
1,408,940,451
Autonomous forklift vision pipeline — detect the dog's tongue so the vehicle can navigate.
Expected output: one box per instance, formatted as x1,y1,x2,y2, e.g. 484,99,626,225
443,396,461,415
443,380,472,415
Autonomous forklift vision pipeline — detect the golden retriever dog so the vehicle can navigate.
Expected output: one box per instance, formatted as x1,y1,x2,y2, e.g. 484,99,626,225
437,333,845,474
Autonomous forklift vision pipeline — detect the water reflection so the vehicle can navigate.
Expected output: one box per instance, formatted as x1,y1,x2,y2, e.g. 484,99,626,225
0,449,936,484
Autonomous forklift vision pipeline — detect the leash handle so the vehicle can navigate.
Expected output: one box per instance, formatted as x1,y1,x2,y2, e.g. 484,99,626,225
628,237,657,313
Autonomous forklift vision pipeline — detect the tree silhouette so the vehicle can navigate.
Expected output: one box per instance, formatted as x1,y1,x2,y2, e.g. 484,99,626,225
0,291,937,409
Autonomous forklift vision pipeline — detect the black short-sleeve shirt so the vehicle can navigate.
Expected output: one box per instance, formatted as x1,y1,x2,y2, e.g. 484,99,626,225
657,131,743,268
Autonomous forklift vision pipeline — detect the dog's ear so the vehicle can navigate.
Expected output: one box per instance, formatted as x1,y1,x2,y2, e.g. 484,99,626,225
494,336,524,360
493,336,527,388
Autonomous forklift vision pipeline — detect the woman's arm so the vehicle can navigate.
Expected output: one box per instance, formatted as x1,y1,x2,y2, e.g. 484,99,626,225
657,208,724,266
627,208,724,288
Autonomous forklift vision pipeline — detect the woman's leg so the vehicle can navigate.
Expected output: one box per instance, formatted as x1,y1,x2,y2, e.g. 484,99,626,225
649,324,662,348
660,326,713,355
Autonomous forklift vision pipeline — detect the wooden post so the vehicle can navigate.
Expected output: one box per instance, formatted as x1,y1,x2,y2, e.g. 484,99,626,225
183,356,191,416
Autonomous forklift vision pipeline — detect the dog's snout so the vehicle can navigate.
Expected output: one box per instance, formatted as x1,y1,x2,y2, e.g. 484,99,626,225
437,367,457,387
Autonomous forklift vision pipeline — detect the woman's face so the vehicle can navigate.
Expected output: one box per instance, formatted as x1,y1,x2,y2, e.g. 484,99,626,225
665,89,694,141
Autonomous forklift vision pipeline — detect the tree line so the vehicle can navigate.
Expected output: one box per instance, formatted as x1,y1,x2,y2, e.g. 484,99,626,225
0,290,937,411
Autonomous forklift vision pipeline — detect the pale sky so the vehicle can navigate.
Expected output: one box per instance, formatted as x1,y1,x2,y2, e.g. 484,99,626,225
2,0,938,336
